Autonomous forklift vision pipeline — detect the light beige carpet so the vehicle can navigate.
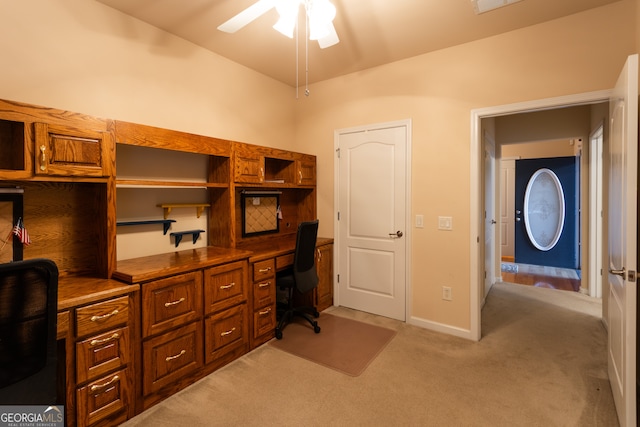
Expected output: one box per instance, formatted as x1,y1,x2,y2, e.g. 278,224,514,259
121,283,618,426
268,313,397,376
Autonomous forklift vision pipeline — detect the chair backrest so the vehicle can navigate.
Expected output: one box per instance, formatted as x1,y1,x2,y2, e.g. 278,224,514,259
293,220,319,294
0,258,59,405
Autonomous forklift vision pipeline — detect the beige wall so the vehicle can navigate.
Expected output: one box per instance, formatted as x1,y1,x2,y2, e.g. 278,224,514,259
294,0,636,331
0,0,637,335
0,0,296,150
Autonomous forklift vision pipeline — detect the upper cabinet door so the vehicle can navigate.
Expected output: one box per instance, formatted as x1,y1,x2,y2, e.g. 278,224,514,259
234,153,264,184
34,122,113,177
297,158,316,186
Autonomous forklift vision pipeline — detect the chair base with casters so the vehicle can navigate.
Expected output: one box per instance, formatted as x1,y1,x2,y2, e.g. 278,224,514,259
275,276,321,340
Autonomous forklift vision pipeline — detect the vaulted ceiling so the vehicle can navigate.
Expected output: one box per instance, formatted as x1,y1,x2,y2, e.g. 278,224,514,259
96,0,621,87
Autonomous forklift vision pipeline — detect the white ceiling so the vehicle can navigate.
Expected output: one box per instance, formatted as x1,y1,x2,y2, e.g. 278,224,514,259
96,0,621,87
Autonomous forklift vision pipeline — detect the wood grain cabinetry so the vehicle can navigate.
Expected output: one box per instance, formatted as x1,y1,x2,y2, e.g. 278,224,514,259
73,294,135,427
315,242,334,312
34,122,114,177
249,258,276,348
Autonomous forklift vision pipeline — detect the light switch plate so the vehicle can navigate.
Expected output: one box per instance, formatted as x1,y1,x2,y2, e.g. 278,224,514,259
416,214,424,228
438,216,453,230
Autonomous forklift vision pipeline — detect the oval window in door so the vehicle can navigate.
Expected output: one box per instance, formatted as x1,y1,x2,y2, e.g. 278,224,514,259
523,168,565,251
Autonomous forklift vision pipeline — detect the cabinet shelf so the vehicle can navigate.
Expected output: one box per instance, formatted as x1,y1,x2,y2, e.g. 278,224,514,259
170,230,205,247
117,219,176,234
116,180,227,189
157,203,210,219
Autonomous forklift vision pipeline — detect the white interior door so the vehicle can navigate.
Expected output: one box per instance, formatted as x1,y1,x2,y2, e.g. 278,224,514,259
484,135,496,299
607,54,637,427
336,121,409,321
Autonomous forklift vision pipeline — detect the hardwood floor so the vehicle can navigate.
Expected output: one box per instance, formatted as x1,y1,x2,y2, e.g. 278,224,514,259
500,262,581,292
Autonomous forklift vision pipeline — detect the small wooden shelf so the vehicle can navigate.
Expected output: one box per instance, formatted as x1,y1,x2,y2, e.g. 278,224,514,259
157,203,210,219
170,230,205,247
117,219,176,234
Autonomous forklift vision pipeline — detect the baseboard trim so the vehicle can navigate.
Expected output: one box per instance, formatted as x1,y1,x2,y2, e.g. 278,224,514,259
408,315,475,341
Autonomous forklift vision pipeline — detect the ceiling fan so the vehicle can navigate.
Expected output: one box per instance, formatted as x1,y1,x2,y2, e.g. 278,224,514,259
217,0,340,49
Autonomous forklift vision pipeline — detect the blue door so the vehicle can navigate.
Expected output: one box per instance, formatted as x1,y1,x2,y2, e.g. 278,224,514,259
514,156,579,269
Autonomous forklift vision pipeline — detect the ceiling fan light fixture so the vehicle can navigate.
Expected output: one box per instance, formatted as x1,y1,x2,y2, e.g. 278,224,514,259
273,0,300,38
307,0,336,40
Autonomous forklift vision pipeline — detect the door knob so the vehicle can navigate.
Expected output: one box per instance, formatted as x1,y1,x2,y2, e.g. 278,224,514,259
610,268,626,277
389,231,403,238
490,220,497,224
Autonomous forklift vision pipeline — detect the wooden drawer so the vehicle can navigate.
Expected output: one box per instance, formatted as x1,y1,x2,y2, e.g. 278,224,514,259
76,368,129,427
252,277,275,308
276,253,294,270
204,304,248,364
252,259,275,282
143,321,203,396
76,296,130,338
204,261,247,315
76,326,130,384
142,271,203,338
253,305,276,340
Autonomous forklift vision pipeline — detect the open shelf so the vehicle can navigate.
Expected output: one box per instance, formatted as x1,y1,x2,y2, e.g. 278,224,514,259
117,219,176,234
157,203,210,219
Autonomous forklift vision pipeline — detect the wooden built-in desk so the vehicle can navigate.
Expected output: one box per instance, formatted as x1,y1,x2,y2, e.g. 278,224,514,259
57,276,140,427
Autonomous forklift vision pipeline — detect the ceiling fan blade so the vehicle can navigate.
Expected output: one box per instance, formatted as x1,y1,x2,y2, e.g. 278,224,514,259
217,0,277,33
317,23,339,49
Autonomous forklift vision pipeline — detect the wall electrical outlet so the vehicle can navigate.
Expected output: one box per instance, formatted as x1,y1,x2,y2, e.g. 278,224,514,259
442,286,453,301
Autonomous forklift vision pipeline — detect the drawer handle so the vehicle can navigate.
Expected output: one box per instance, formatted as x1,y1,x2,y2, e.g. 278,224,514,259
220,327,236,337
258,281,271,288
317,249,322,260
91,309,119,322
90,375,120,393
90,333,120,347
258,267,272,273
298,170,303,183
220,282,236,290
39,145,47,171
165,349,186,362
258,307,272,316
164,297,186,308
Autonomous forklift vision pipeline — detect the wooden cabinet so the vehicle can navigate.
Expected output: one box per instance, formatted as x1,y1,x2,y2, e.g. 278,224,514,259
249,258,276,348
234,152,264,183
74,295,135,427
34,122,113,177
203,261,249,365
121,255,250,410
297,158,316,186
315,242,334,312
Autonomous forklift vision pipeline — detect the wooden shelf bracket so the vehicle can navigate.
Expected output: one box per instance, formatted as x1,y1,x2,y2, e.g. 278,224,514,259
170,229,205,247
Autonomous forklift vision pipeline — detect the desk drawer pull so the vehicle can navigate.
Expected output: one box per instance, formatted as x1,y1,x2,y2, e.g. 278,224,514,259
91,309,119,322
258,307,272,316
90,375,120,393
90,333,120,347
220,282,235,290
165,349,186,362
164,297,186,308
258,281,271,288
258,267,272,273
220,327,236,337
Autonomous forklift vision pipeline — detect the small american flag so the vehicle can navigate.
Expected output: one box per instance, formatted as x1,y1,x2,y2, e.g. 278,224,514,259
13,217,31,246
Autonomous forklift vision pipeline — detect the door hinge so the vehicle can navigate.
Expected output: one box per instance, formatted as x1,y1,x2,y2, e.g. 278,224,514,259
337,212,340,221
337,274,340,283
336,148,340,158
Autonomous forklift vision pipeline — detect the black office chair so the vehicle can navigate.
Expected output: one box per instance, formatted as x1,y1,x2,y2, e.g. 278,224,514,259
0,258,59,405
275,220,321,340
